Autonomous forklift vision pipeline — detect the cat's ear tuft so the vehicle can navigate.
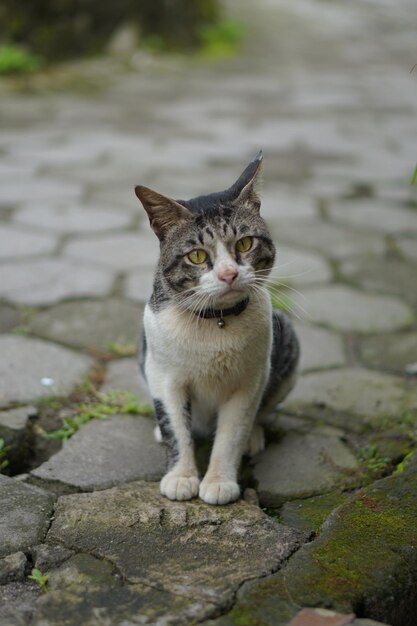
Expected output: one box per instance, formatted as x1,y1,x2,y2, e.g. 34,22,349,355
230,150,263,213
135,185,192,240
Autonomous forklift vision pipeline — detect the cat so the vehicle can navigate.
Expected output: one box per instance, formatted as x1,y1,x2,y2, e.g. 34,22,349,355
135,151,299,505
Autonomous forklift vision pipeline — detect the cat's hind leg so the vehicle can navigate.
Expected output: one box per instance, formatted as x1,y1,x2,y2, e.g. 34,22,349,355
246,423,265,457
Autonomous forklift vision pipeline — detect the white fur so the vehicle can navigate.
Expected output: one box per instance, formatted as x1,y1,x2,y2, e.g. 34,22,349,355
144,287,272,505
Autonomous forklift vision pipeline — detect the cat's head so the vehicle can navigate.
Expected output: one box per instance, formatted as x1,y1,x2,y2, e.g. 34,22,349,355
135,151,275,311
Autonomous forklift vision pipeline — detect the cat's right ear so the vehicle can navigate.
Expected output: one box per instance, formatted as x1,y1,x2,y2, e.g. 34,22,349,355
135,186,192,240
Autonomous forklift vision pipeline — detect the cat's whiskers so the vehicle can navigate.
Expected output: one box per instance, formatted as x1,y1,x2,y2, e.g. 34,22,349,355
249,281,309,322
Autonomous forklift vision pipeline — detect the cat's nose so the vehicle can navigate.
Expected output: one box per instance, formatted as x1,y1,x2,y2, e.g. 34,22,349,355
217,267,238,285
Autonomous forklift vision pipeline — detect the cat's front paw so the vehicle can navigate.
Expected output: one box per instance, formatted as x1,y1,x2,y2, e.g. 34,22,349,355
199,479,240,505
160,472,200,501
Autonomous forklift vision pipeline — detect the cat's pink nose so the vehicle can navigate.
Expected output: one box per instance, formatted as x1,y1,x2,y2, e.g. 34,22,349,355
217,267,238,285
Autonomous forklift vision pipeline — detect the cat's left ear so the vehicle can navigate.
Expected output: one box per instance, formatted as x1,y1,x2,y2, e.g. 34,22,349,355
229,150,263,212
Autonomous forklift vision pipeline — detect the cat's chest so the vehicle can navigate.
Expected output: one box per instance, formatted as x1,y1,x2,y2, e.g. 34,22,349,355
144,300,271,382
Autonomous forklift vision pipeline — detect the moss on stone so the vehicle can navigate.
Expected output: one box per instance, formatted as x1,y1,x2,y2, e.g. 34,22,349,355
279,491,349,535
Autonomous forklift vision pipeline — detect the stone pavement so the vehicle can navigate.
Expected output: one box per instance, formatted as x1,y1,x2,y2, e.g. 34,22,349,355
0,0,417,624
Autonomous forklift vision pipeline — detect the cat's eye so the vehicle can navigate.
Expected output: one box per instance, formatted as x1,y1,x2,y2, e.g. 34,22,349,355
187,249,208,264
236,237,253,253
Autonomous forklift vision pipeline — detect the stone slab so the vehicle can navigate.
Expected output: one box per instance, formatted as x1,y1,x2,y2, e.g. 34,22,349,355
102,358,152,403
295,324,346,371
31,414,166,490
64,233,158,270
298,285,414,332
288,609,355,626
0,552,27,585
0,406,37,470
254,431,358,507
14,203,134,234
47,481,306,607
340,256,417,305
0,475,54,558
358,331,417,373
0,304,21,333
0,178,82,206
272,245,332,287
0,336,92,408
286,368,416,429
395,236,417,263
280,492,349,534
124,266,155,302
330,201,417,234
0,259,114,306
29,299,143,351
0,225,57,259
216,464,417,626
273,219,385,260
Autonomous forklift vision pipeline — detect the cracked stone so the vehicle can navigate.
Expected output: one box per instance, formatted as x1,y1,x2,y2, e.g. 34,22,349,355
0,405,37,471
0,336,92,408
34,553,216,626
254,431,359,507
32,544,74,573
0,581,40,626
46,481,305,608
14,203,134,234
294,324,346,371
31,415,166,490
285,368,416,430
29,299,143,351
0,475,54,558
280,492,349,535
296,285,414,332
0,258,114,305
0,225,57,259
64,233,158,271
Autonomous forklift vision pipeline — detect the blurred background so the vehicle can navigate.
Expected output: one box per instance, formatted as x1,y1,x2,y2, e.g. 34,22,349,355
0,0,416,352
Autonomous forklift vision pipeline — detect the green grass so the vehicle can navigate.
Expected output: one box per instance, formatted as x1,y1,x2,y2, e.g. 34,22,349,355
44,389,153,441
0,438,9,471
0,44,42,75
28,568,49,593
196,20,246,58
411,165,417,185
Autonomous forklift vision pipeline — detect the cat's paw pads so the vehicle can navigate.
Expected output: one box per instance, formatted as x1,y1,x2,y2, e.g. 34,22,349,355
160,473,200,501
246,424,265,457
199,479,240,505
153,425,163,443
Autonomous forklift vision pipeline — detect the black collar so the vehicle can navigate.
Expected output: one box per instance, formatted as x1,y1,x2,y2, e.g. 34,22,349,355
194,297,250,320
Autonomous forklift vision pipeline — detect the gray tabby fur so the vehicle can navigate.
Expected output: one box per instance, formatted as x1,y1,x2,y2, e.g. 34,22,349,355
135,152,299,505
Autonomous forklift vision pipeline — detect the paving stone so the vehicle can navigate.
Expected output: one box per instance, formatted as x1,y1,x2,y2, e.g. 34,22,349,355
217,463,417,626
32,544,74,573
285,368,416,430
64,232,158,270
0,581,40,626
254,431,359,507
395,235,417,263
340,255,417,305
0,475,54,558
330,200,417,234
272,245,332,287
297,285,414,332
14,203,135,234
34,552,216,626
0,258,114,305
261,187,317,220
0,336,92,408
124,266,155,302
280,492,349,534
29,298,143,351
102,358,152,403
46,481,306,608
0,304,21,333
0,179,82,206
294,324,346,371
359,331,417,373
0,225,57,259
0,552,27,584
272,219,385,259
31,415,166,490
